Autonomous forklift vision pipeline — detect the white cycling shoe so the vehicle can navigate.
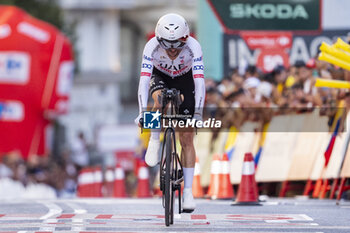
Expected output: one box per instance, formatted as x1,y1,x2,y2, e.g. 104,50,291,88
145,138,161,167
182,188,196,213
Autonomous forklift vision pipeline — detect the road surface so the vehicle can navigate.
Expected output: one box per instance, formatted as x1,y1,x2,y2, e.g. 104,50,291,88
0,197,349,232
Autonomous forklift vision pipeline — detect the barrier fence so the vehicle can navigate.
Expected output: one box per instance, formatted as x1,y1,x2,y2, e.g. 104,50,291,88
72,110,350,199
194,110,350,199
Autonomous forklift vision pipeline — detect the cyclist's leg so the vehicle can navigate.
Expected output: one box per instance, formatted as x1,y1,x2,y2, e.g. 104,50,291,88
179,130,196,211
145,69,167,167
176,70,196,211
179,130,195,184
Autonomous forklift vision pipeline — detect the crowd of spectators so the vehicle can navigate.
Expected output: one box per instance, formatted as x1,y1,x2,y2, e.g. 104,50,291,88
0,150,79,198
0,132,91,198
204,59,350,132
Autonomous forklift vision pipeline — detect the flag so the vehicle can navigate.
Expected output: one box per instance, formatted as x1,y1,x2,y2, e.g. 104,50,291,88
224,126,238,160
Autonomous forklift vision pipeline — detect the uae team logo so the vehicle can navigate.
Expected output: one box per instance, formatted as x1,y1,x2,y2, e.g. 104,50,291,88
143,110,161,129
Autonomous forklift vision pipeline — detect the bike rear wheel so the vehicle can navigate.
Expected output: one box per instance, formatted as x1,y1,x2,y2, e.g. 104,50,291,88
164,130,174,226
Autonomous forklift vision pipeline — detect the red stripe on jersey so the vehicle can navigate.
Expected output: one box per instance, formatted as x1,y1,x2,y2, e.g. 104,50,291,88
193,74,204,79
140,72,151,77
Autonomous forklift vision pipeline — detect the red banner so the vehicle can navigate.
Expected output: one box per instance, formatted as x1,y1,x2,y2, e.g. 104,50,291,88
0,6,74,158
239,31,292,72
240,31,293,50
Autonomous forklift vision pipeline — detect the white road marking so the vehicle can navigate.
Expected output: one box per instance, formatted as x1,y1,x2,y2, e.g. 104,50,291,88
37,201,62,220
299,214,313,221
265,220,289,223
72,218,84,231
65,202,87,214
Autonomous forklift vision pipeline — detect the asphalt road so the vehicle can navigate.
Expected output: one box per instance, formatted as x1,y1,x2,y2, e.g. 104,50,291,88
0,197,349,233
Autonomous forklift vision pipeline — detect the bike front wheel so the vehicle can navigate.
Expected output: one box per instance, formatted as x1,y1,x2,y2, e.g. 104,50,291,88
164,130,175,226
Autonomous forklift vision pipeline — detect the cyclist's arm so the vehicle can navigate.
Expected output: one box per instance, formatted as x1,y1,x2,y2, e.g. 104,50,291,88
190,38,206,118
137,39,156,114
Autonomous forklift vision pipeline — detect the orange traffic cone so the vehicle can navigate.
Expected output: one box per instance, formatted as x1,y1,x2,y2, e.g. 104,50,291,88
192,157,204,198
312,178,323,198
217,153,234,199
207,154,221,199
114,163,127,197
137,161,151,197
232,153,260,205
77,167,94,197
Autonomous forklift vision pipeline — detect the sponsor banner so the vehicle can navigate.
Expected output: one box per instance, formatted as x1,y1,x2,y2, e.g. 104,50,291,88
208,0,321,32
0,100,24,122
0,52,30,84
223,30,349,75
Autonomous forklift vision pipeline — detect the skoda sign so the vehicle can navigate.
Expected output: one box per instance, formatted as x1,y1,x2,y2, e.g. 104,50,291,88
208,0,321,32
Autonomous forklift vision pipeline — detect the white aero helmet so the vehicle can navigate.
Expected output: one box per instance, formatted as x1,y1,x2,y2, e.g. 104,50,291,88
155,13,189,50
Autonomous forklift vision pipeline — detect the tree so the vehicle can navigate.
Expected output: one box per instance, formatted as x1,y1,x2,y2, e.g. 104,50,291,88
0,0,64,30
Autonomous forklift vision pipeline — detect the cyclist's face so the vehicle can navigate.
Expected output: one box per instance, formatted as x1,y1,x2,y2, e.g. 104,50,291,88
166,48,181,60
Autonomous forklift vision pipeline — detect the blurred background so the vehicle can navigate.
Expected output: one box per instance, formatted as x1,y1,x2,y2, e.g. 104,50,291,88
0,0,350,200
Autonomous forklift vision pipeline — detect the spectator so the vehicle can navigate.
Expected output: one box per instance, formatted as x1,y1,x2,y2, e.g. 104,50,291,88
217,76,235,98
294,60,322,107
70,131,90,170
243,76,260,105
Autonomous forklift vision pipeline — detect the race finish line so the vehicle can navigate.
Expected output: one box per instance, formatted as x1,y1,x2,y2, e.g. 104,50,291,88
0,213,322,232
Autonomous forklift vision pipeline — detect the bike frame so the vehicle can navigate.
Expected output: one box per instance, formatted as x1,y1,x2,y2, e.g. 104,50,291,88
159,88,185,226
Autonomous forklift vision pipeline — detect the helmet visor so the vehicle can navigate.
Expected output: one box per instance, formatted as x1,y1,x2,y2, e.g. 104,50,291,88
157,37,187,50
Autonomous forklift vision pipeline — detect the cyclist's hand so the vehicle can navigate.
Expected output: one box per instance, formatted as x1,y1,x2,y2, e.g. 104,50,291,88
192,113,202,122
134,112,143,127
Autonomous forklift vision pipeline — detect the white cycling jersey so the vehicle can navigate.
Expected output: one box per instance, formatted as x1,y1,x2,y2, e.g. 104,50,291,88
137,36,205,116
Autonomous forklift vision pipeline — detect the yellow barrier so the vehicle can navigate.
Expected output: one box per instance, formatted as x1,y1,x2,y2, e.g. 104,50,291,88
315,78,350,89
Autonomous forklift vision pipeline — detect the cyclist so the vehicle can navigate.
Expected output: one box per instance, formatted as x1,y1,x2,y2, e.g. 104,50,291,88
135,13,205,212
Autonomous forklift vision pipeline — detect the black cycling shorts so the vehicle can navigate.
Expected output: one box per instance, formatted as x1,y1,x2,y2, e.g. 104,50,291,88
149,68,195,117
